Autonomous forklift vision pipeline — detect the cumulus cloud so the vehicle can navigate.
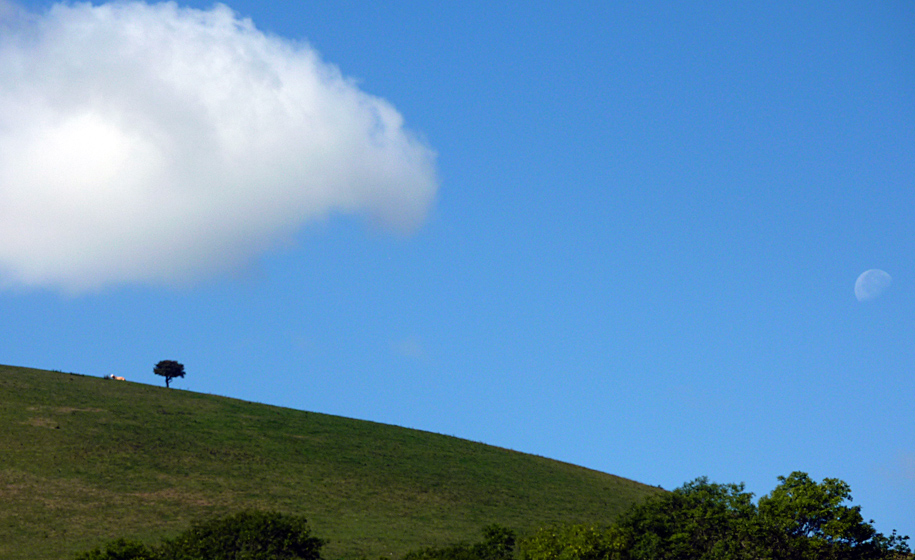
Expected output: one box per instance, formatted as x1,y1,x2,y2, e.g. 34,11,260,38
0,1,437,292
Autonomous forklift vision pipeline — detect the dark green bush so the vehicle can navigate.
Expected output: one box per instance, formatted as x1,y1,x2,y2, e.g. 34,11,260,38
74,538,156,560
74,511,325,560
401,524,516,560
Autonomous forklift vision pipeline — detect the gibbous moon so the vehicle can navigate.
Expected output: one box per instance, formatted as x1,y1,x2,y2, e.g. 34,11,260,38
855,269,892,302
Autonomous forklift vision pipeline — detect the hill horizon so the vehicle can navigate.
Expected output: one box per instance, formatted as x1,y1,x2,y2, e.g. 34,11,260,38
0,364,660,560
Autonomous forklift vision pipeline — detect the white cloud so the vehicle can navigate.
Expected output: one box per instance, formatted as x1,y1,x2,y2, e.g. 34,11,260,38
0,1,437,292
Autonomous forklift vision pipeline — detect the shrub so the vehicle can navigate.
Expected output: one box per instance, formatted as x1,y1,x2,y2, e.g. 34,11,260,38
159,510,325,560
518,524,626,560
74,538,155,560
401,524,517,560
73,511,325,560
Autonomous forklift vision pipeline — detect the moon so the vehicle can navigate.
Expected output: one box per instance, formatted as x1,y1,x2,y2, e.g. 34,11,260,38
855,269,892,302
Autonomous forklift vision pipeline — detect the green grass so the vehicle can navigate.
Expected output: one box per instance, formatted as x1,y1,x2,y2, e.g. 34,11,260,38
0,364,660,560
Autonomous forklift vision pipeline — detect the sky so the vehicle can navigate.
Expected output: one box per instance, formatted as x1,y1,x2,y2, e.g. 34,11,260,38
1,0,913,540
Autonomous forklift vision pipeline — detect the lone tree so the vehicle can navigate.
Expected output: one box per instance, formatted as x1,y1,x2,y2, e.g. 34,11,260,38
153,360,185,388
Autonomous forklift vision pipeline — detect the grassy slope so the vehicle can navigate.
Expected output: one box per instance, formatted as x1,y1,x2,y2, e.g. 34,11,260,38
0,365,660,560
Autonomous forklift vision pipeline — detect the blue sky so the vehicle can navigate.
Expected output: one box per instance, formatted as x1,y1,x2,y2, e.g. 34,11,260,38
1,0,913,539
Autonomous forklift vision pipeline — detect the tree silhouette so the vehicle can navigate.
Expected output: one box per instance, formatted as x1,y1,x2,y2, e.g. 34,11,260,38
153,360,185,388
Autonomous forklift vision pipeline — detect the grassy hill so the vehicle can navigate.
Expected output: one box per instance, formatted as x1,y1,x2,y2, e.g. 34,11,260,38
0,364,660,560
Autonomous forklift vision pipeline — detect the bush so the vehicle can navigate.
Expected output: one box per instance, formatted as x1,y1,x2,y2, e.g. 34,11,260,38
74,538,155,560
159,510,325,560
401,524,516,560
518,524,626,560
73,511,325,560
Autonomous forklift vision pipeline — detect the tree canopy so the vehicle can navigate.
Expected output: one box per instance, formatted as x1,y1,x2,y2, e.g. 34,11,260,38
75,510,324,560
756,472,909,560
519,472,910,560
153,360,185,388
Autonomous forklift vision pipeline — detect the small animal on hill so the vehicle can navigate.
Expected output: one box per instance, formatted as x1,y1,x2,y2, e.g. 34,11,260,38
106,375,126,381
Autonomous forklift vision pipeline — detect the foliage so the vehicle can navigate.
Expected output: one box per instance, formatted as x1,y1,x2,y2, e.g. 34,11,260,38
615,477,759,559
521,473,910,560
159,510,325,560
74,511,324,560
74,539,155,560
519,524,627,560
757,472,910,560
614,472,910,560
401,525,516,560
153,360,185,388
